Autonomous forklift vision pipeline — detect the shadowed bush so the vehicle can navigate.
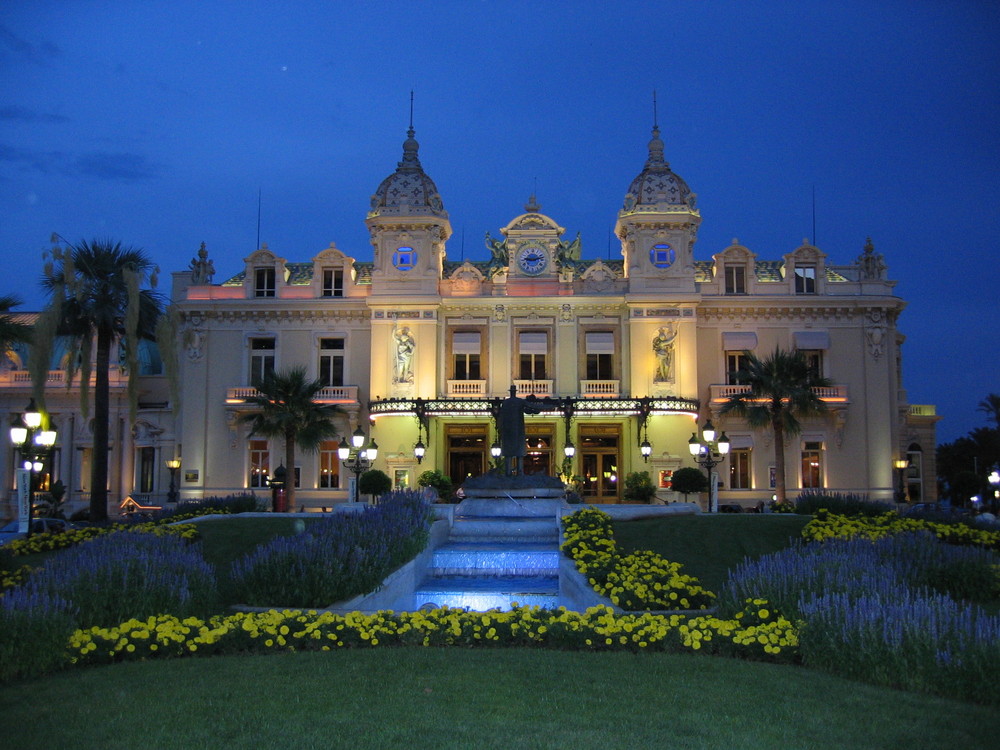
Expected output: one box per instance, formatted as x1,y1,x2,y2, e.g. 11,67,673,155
794,491,894,517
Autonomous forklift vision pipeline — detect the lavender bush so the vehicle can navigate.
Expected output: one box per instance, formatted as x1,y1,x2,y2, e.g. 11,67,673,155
231,489,431,607
720,532,1000,703
18,532,218,627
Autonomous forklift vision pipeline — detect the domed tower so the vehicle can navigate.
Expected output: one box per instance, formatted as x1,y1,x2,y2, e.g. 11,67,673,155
614,121,701,293
366,124,451,296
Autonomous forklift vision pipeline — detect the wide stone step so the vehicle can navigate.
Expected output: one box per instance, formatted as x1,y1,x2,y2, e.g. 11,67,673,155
450,517,560,543
430,543,560,576
413,574,560,611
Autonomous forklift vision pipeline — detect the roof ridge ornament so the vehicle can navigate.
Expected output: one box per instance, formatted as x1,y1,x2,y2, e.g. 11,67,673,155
525,193,541,213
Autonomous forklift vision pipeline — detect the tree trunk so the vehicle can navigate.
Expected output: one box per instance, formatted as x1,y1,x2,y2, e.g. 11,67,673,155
90,327,112,521
772,415,786,506
285,431,296,511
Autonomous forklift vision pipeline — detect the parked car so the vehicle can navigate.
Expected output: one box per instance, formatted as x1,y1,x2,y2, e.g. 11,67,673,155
0,517,78,545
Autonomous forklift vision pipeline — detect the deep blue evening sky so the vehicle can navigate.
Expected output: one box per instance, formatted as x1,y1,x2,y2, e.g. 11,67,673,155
2,1,998,444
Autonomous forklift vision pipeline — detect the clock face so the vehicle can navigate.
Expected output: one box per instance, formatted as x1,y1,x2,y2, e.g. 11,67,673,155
517,244,549,275
650,243,675,268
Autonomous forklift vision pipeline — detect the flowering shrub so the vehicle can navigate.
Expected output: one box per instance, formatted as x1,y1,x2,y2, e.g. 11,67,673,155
794,491,894,517
802,510,1000,550
230,489,431,608
4,520,199,557
561,509,715,611
721,532,1000,704
15,531,218,628
65,601,797,669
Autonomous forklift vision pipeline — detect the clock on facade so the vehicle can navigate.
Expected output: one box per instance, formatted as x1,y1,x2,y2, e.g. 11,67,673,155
650,243,675,268
516,244,549,275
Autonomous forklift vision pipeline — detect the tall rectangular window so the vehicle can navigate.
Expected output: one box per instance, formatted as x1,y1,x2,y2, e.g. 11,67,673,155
585,331,615,379
794,266,816,294
319,441,340,488
453,331,481,380
729,448,752,489
249,338,275,385
518,331,547,380
726,352,749,385
137,446,155,493
318,338,344,386
249,439,269,488
254,267,276,297
801,441,823,489
724,265,746,294
322,269,344,297
800,350,823,379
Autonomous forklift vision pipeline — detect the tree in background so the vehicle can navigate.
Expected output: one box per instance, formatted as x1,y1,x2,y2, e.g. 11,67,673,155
937,400,1000,509
671,466,709,501
0,295,32,355
239,367,342,510
359,469,392,503
719,348,831,506
35,239,163,522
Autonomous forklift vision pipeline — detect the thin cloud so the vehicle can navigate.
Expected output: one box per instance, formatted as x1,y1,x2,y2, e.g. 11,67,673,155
75,152,163,182
0,143,65,173
0,24,60,66
0,105,69,124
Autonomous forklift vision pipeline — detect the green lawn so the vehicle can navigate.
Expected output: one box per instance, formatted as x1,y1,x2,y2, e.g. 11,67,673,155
2,649,996,749
613,514,811,592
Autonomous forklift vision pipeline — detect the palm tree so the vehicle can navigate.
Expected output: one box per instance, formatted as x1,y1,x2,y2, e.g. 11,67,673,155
239,367,343,510
977,394,1000,429
37,239,163,521
719,347,831,505
0,295,32,355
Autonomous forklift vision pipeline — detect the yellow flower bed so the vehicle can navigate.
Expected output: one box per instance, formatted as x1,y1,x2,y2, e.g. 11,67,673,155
67,600,798,666
802,510,1000,549
4,522,200,557
561,508,715,610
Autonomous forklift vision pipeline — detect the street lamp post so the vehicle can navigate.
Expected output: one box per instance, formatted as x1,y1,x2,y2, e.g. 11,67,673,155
893,458,909,505
989,469,1000,515
688,419,730,514
338,426,378,503
165,458,181,503
9,399,57,537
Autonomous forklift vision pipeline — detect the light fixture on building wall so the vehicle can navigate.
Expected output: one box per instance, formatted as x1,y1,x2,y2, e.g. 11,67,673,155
688,419,730,513
165,458,181,503
338,426,378,503
893,458,909,505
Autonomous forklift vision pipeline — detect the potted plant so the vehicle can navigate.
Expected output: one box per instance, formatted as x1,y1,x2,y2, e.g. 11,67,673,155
622,471,657,503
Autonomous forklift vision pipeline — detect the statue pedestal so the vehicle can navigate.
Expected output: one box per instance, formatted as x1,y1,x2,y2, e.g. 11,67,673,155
457,472,567,518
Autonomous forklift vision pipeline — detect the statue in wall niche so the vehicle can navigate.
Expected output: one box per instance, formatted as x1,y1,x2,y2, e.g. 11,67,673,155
394,326,415,383
652,324,678,382
189,243,215,285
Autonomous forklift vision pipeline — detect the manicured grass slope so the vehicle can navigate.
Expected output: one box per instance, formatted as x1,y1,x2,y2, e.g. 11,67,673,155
3,649,997,750
612,514,811,592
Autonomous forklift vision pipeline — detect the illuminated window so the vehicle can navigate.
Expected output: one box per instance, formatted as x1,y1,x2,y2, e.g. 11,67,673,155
318,440,340,489
729,448,752,489
800,442,823,489
393,246,417,271
249,439,269,488
726,352,749,385
254,267,275,297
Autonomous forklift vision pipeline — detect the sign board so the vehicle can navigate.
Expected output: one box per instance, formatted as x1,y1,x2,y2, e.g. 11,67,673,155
15,468,30,533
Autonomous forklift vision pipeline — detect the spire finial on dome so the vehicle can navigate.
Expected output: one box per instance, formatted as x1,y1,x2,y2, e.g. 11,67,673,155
646,90,665,167
399,91,421,171
525,193,540,213
653,89,658,129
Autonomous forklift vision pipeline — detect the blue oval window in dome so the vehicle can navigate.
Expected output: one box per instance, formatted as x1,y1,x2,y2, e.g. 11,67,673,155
650,243,675,268
393,246,417,271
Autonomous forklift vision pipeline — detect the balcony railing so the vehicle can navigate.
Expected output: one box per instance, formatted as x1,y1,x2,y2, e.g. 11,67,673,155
514,380,553,397
709,383,849,404
446,380,487,397
0,369,129,388
908,404,937,417
579,380,620,397
226,385,359,405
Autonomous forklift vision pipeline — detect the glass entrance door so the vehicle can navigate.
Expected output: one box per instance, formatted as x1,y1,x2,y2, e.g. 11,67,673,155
579,428,620,503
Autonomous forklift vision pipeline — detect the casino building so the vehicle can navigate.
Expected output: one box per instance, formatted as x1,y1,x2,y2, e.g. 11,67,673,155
1,120,939,515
